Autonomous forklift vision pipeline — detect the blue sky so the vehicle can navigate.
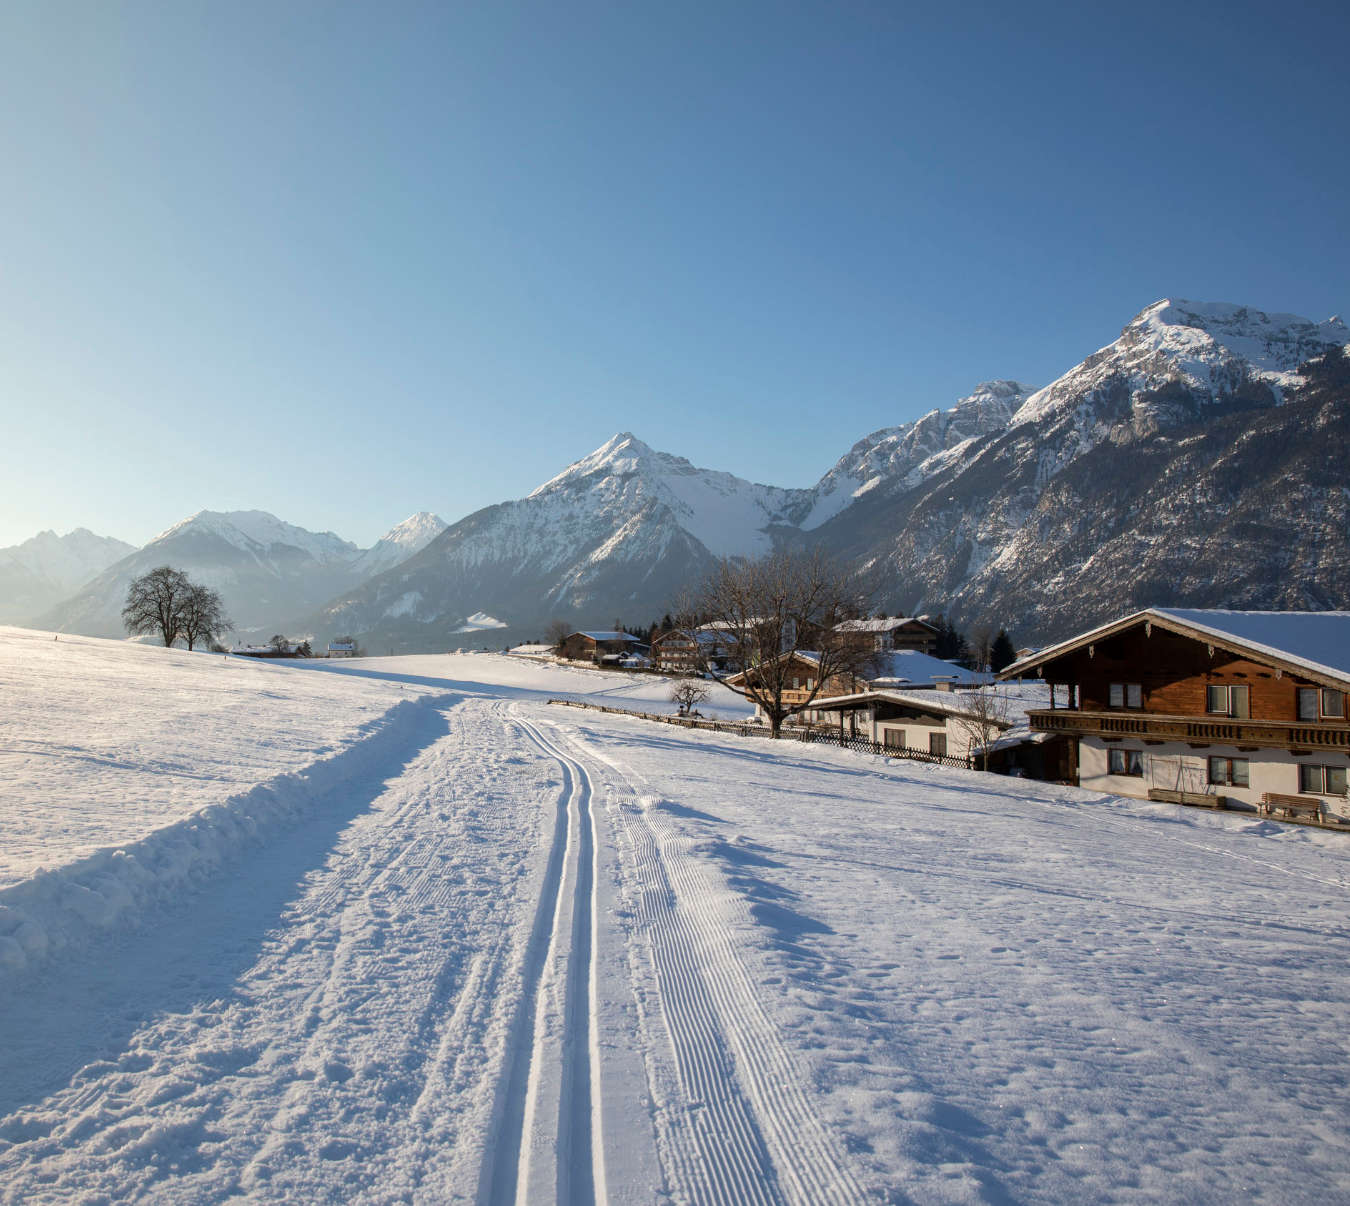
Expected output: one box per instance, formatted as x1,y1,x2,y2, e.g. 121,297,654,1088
2,0,1347,549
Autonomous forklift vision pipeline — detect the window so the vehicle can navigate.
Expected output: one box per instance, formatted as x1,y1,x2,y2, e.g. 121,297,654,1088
1297,687,1345,720
1208,756,1250,787
883,729,905,749
929,733,948,757
1206,684,1250,718
1110,682,1143,709
1300,764,1349,795
1108,747,1144,776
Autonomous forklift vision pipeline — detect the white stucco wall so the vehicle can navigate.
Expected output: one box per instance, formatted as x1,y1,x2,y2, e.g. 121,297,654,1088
1079,737,1350,820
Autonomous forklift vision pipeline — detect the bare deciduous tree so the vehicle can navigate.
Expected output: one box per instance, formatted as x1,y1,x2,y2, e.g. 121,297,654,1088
680,549,874,737
177,582,231,652
122,566,192,647
669,679,710,717
268,634,290,654
546,619,571,654
949,687,1013,771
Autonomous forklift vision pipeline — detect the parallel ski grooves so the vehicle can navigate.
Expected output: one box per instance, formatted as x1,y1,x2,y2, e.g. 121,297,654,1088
482,709,605,1206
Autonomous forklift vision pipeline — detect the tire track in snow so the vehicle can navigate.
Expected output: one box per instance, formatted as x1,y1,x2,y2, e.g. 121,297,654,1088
479,705,605,1206
557,725,866,1206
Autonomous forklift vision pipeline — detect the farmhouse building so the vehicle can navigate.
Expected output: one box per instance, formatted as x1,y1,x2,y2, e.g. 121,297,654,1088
651,626,740,674
1001,608,1350,821
835,616,939,656
560,630,643,664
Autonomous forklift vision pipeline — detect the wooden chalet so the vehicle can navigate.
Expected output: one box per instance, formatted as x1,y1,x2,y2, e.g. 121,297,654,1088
560,630,643,664
651,626,739,674
834,616,939,656
1001,608,1350,822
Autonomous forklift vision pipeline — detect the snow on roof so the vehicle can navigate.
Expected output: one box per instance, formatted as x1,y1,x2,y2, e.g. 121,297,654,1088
1152,608,1350,682
812,682,1049,727
835,617,934,633
574,630,642,642
865,649,989,686
1003,608,1350,687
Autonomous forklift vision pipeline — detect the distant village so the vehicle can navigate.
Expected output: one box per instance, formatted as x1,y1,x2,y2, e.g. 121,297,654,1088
524,608,1350,832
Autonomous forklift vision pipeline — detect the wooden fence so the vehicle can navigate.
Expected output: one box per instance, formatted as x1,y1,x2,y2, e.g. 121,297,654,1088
546,698,974,771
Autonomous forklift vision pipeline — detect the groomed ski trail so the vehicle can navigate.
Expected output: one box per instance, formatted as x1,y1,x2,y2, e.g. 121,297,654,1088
535,715,868,1206
478,704,607,1206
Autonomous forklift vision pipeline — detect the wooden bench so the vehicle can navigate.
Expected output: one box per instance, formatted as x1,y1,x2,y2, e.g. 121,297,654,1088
1259,793,1323,822
1148,788,1227,810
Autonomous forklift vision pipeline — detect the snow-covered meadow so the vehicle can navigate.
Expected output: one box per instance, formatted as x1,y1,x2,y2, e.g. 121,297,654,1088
1,629,1348,1202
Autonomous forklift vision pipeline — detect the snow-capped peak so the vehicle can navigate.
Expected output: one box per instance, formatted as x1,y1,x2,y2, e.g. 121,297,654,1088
350,512,448,578
800,380,1037,530
528,433,806,559
528,432,669,497
1012,298,1350,428
375,511,448,551
152,510,359,563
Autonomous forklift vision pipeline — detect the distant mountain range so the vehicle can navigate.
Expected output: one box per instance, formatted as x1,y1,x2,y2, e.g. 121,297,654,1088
0,529,136,623
34,511,446,639
15,298,1349,650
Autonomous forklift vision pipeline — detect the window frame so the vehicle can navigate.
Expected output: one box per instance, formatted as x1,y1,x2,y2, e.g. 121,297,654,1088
1207,756,1250,788
929,732,948,757
1109,682,1143,710
1108,747,1144,776
1300,763,1349,796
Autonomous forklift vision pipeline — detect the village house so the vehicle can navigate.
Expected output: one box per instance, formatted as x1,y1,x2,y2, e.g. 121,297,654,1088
651,625,740,675
834,616,939,656
1000,608,1350,823
559,630,644,664
728,648,990,727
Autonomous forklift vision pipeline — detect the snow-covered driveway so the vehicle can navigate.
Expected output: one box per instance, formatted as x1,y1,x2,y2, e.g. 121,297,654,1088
2,642,1349,1202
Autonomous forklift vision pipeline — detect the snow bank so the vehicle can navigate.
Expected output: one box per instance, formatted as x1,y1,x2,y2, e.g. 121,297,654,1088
0,693,451,984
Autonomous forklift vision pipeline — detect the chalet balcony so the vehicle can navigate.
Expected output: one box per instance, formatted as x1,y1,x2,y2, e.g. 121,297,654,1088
1028,709,1350,752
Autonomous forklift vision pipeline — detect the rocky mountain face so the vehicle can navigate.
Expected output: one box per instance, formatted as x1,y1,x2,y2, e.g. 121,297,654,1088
27,298,1350,653
34,511,444,639
820,301,1350,643
797,380,1037,530
0,529,135,623
307,435,806,651
347,512,448,579
286,300,1350,652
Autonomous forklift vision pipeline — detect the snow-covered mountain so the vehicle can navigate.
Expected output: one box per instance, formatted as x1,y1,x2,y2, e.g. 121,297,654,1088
799,380,1037,529
819,299,1350,641
305,434,811,650
28,297,1350,651
348,512,448,579
36,509,458,640
0,529,135,623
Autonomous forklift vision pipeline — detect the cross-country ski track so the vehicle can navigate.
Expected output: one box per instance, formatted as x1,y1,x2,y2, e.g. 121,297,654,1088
5,642,1350,1203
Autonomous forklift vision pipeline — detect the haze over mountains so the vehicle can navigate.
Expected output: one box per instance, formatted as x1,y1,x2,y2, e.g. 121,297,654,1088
18,298,1350,650
35,511,447,639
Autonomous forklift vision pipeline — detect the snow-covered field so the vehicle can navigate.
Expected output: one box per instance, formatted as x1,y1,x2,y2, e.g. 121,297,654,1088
2,630,1348,1202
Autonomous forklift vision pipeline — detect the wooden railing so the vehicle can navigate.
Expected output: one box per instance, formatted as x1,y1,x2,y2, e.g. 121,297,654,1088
1029,709,1350,750
548,699,974,769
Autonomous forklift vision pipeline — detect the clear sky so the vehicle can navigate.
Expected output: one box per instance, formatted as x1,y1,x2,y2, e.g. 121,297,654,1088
2,0,1347,549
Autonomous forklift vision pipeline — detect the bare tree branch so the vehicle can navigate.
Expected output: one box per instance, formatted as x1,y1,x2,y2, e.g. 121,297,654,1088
121,566,192,647
679,549,873,737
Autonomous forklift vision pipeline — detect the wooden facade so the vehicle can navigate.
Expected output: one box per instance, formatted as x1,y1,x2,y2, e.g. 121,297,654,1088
1004,610,1350,819
560,631,641,664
